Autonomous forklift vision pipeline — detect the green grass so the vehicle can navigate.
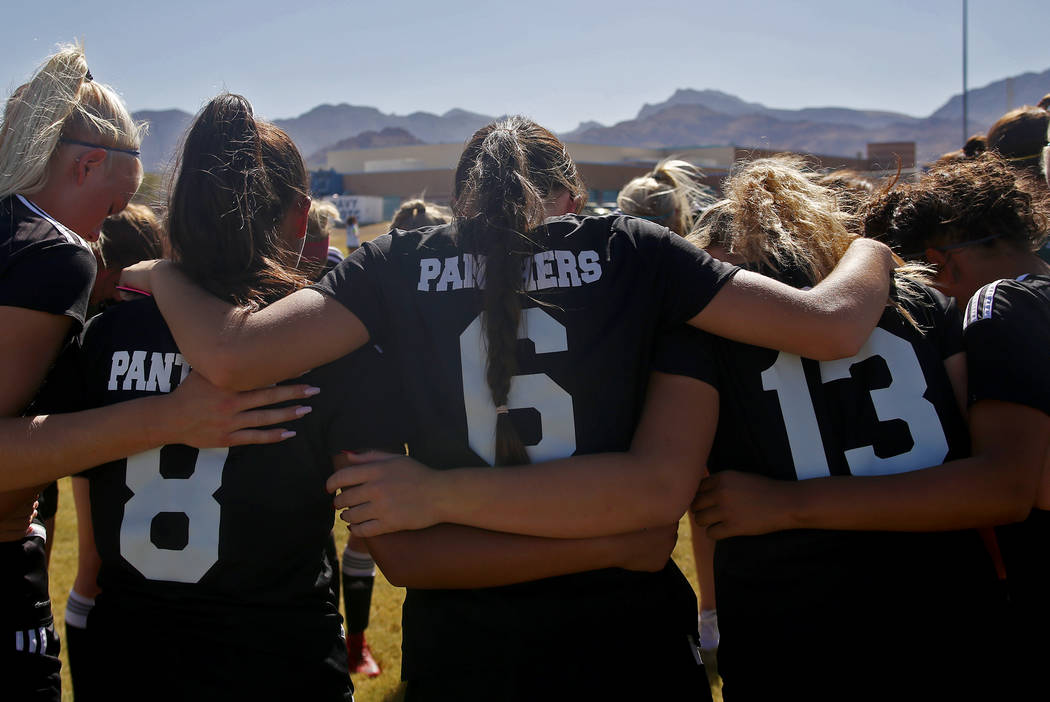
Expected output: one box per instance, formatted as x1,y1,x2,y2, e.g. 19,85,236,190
48,479,720,702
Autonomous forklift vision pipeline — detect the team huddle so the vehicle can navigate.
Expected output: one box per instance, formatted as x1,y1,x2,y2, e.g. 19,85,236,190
1,43,1048,702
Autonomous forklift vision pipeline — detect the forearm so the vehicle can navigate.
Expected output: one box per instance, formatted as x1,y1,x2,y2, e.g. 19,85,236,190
364,524,660,589
432,453,691,538
693,238,893,360
149,262,270,388
787,454,1035,532
149,261,367,389
0,396,170,491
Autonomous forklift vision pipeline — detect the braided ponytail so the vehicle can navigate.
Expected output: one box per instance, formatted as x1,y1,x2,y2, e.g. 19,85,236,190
453,117,585,466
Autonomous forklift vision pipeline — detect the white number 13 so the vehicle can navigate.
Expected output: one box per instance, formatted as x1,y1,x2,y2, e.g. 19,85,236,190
761,328,949,479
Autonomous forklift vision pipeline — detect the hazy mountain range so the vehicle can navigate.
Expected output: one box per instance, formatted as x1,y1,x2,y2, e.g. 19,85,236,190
133,68,1049,173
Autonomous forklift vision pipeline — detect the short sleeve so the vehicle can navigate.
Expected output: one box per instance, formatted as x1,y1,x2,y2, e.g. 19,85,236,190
309,236,390,346
963,283,1050,415
26,335,89,416
659,232,739,328
0,242,96,330
298,345,406,456
919,285,964,359
652,324,721,391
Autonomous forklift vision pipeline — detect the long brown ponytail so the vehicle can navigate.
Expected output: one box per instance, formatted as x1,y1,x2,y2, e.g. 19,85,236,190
453,117,585,466
167,93,310,309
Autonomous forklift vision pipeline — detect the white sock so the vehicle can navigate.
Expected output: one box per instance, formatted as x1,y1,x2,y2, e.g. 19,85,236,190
699,608,720,650
65,589,95,630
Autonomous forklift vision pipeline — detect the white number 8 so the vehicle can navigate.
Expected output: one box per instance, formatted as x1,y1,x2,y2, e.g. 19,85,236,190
119,447,227,583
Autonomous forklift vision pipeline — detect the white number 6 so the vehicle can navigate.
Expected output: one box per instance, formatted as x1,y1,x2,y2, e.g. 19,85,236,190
460,308,577,466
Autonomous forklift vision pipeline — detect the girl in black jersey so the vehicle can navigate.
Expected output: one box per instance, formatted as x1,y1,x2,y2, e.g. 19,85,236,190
684,152,1045,696
0,47,313,702
693,152,1049,698
67,93,405,702
123,117,896,699
333,154,1002,701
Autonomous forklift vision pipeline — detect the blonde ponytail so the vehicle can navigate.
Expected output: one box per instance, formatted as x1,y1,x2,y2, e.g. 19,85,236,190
617,158,706,236
0,43,143,199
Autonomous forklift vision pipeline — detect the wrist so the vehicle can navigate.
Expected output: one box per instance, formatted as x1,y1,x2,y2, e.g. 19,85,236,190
142,394,180,447
783,479,815,530
429,469,465,525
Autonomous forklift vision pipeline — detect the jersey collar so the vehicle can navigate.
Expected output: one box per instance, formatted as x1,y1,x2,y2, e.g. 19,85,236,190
16,194,90,249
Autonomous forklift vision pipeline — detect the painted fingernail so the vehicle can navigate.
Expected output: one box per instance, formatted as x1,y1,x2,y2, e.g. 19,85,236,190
295,406,313,416
304,386,321,396
281,431,297,439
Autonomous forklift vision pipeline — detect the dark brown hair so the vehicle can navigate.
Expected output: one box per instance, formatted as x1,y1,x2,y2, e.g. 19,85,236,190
986,106,1050,182
863,151,1049,258
95,203,164,270
963,133,987,158
452,116,586,466
167,93,310,309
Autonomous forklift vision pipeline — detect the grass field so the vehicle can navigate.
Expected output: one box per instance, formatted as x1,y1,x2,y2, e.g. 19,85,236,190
46,477,719,701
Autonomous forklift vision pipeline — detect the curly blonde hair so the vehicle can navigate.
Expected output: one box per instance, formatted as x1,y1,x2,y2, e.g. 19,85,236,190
692,155,853,284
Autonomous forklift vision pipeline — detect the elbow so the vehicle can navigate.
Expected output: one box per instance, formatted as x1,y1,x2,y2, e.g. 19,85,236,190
191,347,253,391
805,311,870,361
997,483,1036,525
362,535,412,588
640,467,698,525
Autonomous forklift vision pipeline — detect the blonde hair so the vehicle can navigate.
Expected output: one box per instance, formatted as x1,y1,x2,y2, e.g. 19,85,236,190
617,158,705,236
692,155,853,283
0,43,143,199
692,154,930,327
307,200,341,241
390,198,451,231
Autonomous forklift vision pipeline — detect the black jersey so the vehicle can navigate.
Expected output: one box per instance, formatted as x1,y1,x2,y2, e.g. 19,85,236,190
657,281,1000,698
967,276,1050,665
0,194,96,331
61,297,401,699
0,194,95,638
312,214,737,681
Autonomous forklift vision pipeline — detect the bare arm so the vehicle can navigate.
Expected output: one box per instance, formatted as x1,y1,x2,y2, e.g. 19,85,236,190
72,477,102,598
123,260,368,389
0,305,320,490
332,372,717,538
693,399,1047,538
691,237,894,360
362,522,677,589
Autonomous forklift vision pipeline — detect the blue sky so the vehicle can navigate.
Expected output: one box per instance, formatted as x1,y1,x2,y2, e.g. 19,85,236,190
3,0,1047,132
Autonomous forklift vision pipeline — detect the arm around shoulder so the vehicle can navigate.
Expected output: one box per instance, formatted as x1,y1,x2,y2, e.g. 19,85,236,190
131,260,369,389
690,237,894,360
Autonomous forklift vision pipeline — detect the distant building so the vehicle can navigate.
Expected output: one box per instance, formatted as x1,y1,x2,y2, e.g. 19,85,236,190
320,141,917,210
866,142,917,171
309,168,344,197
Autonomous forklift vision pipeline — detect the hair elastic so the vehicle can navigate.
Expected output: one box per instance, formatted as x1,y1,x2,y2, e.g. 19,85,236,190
495,405,509,415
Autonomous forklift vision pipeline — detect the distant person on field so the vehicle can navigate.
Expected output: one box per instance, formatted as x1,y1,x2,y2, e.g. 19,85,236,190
345,214,360,250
